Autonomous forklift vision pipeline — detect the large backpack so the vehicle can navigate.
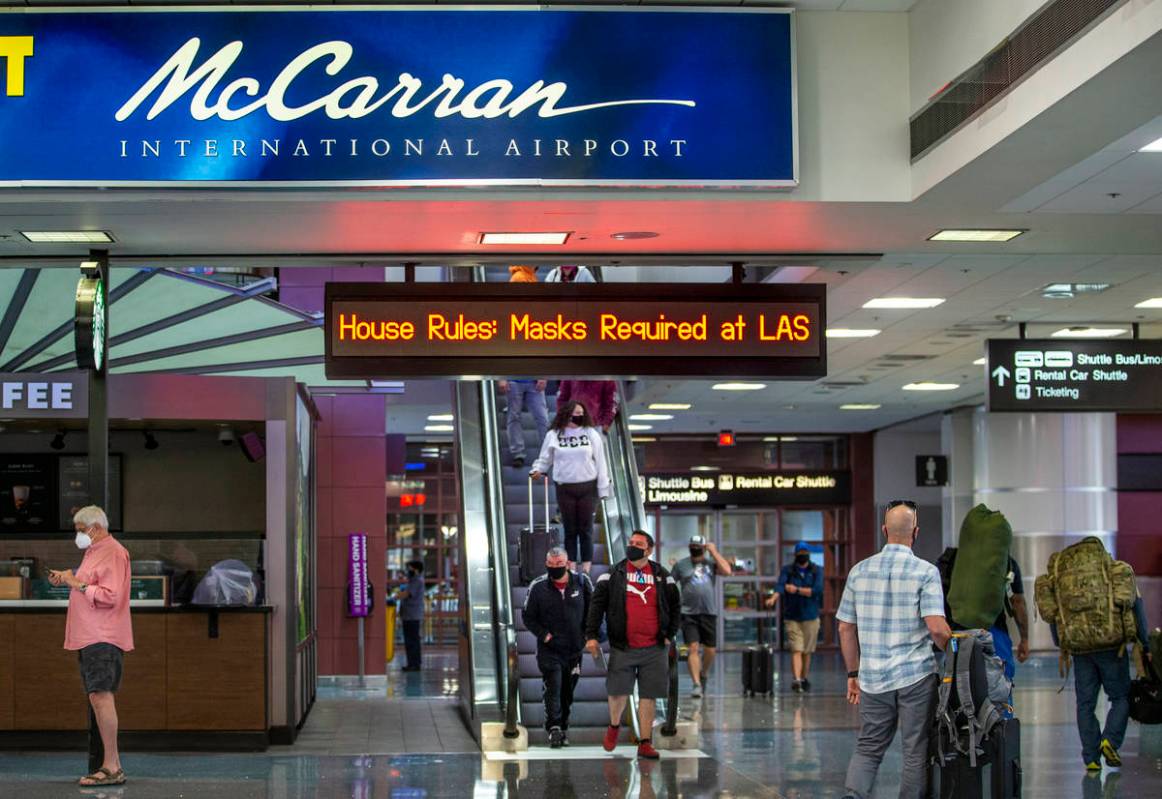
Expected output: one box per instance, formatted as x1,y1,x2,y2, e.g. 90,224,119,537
934,631,1012,767
948,505,1013,630
1033,536,1139,655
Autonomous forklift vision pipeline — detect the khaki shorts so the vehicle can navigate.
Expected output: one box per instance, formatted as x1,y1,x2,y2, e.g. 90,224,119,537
784,619,821,654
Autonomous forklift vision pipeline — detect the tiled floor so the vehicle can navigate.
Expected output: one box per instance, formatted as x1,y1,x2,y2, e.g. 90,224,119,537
4,651,1162,797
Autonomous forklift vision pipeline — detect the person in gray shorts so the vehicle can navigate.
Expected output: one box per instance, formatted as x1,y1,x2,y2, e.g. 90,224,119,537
585,530,681,760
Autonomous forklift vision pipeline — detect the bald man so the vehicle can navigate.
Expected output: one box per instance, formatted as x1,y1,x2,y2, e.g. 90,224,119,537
837,502,952,799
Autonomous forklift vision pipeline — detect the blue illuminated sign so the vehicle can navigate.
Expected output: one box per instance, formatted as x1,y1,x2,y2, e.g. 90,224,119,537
0,8,795,186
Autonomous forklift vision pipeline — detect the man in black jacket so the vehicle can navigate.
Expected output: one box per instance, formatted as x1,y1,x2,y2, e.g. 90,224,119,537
523,546,593,748
585,530,681,760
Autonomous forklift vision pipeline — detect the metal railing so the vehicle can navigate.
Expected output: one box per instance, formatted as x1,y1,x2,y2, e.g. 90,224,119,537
503,627,522,739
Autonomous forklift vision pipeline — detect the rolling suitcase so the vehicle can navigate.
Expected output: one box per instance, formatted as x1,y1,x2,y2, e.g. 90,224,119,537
930,717,1021,798
518,476,559,585
741,646,774,696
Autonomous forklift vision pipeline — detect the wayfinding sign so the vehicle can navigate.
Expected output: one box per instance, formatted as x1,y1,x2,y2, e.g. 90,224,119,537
987,339,1162,412
325,283,826,379
641,471,851,507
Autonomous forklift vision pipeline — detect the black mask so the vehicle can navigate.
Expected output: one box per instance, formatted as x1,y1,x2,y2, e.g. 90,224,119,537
547,565,568,580
795,554,810,566
570,415,585,425
626,545,646,562
689,547,704,558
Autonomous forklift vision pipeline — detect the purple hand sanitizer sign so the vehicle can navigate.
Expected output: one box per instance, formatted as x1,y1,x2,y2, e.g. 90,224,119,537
347,533,370,617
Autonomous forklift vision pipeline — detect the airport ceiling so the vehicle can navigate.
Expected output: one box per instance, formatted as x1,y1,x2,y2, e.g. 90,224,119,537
1,5,1160,435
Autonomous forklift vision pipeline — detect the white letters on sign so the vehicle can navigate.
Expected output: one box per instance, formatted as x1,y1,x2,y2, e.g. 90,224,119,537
0,381,75,411
115,38,697,123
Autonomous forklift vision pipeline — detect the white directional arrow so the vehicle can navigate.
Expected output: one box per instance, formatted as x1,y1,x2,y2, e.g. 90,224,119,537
992,365,1011,386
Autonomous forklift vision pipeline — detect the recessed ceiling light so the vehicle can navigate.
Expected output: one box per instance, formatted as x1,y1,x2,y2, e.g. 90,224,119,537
21,230,115,243
973,357,987,366
631,436,657,443
627,424,653,431
826,328,882,338
1139,136,1162,152
427,414,454,422
712,382,766,391
610,231,659,240
424,424,455,432
479,232,570,245
1051,326,1127,338
690,465,720,472
840,403,882,410
863,298,946,310
648,403,691,410
1134,298,1162,308
1041,282,1111,299
902,382,960,391
928,229,1026,243
763,436,799,442
630,414,674,421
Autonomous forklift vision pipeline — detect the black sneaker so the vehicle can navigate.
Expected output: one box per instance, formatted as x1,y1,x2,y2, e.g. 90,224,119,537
791,680,803,693
549,726,564,749
801,679,812,692
513,455,526,467
560,732,570,747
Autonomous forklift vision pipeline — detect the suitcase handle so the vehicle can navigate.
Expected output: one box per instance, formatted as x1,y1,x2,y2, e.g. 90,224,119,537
528,474,550,537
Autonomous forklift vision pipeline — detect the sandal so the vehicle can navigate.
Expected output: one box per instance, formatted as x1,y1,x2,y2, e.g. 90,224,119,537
78,767,126,786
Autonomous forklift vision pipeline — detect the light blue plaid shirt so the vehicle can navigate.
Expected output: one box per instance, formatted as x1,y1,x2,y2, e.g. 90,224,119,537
836,544,945,694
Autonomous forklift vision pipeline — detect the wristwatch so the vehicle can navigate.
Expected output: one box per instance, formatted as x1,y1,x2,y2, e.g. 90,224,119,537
847,670,859,679
75,583,88,593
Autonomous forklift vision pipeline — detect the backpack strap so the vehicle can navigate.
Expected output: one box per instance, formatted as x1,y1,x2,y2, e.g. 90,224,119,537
935,637,959,763
954,634,1003,766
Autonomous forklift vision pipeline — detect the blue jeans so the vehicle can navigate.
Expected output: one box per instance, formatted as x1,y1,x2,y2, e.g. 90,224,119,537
1073,649,1131,764
506,382,548,460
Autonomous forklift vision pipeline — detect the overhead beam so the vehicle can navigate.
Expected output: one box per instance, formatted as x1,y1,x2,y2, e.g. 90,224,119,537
0,269,40,356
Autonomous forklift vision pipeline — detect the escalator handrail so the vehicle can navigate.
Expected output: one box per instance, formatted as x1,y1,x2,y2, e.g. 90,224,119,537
660,640,680,737
503,626,521,738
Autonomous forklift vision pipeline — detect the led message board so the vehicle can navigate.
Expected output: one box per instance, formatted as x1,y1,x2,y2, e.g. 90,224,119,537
986,339,1162,412
641,471,850,507
324,283,826,379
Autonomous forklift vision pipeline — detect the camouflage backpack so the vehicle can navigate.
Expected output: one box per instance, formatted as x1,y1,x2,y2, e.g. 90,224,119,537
1034,536,1139,656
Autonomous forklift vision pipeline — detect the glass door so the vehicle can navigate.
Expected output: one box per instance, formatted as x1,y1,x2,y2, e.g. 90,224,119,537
718,511,781,651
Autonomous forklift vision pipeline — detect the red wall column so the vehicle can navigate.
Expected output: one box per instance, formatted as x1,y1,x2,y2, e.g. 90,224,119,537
315,393,388,676
1116,414,1162,577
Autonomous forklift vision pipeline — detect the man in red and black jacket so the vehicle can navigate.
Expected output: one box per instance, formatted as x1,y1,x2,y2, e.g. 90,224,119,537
585,530,681,759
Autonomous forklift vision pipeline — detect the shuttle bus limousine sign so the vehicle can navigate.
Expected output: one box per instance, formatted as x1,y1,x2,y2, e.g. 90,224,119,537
641,471,851,507
324,283,825,379
987,339,1162,411
0,8,795,186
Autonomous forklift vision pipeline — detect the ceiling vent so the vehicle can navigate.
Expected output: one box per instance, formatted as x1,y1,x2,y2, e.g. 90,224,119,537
877,354,937,363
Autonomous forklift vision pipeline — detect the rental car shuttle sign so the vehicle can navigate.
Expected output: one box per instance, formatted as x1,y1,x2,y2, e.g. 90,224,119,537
0,8,795,186
325,283,825,379
987,339,1162,411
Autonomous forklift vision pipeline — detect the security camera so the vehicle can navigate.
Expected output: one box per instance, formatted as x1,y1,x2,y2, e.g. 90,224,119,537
218,427,236,446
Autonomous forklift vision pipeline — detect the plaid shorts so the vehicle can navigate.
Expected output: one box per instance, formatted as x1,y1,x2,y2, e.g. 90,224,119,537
78,643,124,694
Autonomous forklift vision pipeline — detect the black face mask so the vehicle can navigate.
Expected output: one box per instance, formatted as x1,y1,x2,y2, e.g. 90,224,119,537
547,565,568,580
626,545,647,562
689,547,705,558
795,554,810,566
570,415,585,425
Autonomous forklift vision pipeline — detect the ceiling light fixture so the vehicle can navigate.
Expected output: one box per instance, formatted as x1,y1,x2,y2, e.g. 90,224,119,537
763,436,799,442
928,229,1026,243
424,424,455,432
973,357,987,366
631,436,657,443
825,328,882,338
903,382,960,391
21,230,115,243
690,465,720,472
712,382,766,391
648,403,691,410
627,424,653,431
1134,298,1162,309
863,297,946,310
1139,136,1162,152
427,414,454,422
1051,326,1127,338
629,414,674,421
1041,282,1111,299
840,403,882,410
610,231,659,240
479,232,570,245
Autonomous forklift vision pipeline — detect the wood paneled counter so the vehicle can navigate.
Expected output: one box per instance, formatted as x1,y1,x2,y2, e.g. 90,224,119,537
0,606,271,748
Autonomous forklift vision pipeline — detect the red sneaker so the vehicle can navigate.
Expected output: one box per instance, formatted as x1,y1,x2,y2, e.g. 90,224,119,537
637,740,660,760
602,725,620,752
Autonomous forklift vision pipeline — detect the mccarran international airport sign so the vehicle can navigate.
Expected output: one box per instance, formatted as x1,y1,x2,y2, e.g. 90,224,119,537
0,8,796,186
324,283,825,379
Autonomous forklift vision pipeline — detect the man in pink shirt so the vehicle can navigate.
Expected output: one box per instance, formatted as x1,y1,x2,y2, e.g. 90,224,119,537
48,505,133,787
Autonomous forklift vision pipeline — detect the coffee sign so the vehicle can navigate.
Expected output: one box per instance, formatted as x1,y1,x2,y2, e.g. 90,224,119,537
0,374,87,418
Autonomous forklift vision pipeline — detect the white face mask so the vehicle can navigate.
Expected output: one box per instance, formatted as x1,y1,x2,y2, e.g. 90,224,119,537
75,530,93,550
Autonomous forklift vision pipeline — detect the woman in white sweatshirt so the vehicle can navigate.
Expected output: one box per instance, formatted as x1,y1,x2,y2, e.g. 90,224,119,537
529,400,611,574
